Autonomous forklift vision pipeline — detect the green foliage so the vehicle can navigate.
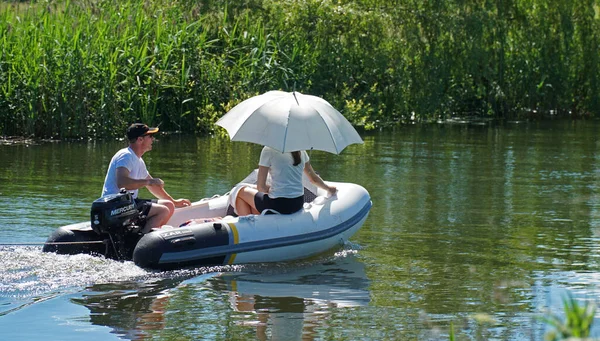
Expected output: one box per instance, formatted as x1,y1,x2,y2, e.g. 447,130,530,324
447,294,596,340
541,294,596,341
0,0,599,138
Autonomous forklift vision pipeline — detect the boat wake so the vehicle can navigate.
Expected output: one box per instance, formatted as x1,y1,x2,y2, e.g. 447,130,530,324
0,245,238,316
0,243,362,317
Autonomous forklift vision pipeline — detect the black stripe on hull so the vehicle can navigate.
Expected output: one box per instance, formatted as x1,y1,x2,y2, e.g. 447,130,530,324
133,222,230,269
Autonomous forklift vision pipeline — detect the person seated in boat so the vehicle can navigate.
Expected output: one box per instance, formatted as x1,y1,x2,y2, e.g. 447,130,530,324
102,123,191,233
235,146,337,216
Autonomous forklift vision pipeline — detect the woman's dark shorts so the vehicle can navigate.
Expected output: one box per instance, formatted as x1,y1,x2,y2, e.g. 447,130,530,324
134,198,158,217
254,193,304,215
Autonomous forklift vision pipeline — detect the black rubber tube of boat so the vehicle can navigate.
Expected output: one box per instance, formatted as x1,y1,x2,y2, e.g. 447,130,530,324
0,241,106,246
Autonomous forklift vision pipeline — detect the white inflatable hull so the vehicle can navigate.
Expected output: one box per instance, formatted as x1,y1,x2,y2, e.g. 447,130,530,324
134,181,371,269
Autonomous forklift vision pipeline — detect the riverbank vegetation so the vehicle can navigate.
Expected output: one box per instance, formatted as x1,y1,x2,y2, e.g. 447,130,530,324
1,0,599,138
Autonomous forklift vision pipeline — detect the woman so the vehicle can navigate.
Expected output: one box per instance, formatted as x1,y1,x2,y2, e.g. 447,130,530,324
235,146,337,216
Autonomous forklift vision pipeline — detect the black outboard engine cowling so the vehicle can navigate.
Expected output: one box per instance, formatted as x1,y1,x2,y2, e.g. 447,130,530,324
91,190,139,235
90,189,143,260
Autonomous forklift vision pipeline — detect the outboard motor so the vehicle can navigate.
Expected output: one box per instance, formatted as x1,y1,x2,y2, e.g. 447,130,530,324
90,189,144,260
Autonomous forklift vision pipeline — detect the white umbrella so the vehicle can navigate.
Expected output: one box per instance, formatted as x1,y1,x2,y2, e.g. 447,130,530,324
215,90,363,154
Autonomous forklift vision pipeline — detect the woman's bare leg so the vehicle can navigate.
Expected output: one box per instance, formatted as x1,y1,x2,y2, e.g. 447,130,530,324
235,187,259,216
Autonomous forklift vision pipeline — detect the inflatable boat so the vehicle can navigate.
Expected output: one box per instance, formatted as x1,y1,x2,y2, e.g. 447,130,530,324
43,172,372,270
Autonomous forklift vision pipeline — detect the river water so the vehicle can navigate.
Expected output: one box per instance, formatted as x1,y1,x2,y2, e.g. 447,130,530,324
1,120,600,340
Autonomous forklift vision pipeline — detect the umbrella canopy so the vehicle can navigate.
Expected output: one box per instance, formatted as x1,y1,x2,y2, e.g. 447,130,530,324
216,91,363,154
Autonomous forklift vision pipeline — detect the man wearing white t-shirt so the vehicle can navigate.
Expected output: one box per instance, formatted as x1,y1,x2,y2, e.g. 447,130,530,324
102,123,191,233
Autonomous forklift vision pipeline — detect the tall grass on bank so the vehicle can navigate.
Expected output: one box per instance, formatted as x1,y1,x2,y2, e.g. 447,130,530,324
1,0,599,138
2,0,210,138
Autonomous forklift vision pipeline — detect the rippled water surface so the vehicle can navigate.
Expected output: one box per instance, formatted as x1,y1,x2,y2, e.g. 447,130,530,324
1,121,600,340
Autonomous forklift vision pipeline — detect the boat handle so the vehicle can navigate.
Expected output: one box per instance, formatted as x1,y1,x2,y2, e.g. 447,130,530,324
260,209,281,215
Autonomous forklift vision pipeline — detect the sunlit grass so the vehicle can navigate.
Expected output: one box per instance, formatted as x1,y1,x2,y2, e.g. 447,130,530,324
1,0,599,138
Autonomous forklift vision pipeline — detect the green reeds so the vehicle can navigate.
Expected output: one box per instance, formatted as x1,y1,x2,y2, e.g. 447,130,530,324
1,0,208,138
446,294,596,340
541,294,596,341
1,0,599,138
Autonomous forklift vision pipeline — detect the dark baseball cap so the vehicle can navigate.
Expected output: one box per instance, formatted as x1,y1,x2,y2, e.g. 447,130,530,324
126,123,159,140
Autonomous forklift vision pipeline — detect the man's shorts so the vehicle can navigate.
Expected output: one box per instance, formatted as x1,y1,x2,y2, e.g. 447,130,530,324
254,193,303,215
134,198,157,217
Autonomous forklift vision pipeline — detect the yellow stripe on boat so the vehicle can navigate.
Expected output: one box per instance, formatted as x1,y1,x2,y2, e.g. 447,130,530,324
227,222,239,264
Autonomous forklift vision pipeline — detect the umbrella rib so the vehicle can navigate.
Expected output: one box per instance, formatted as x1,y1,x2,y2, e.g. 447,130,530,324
313,107,339,154
282,109,291,152
281,92,297,152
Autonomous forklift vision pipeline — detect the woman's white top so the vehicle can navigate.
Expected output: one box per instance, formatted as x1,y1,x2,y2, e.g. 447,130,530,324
258,146,309,198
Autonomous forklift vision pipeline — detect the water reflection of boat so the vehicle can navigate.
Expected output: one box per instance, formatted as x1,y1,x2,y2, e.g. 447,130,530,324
44,172,372,270
72,255,370,340
206,254,371,340
70,278,190,340
205,254,371,308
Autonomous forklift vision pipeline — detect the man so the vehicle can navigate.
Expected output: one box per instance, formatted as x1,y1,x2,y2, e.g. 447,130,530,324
102,123,191,233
